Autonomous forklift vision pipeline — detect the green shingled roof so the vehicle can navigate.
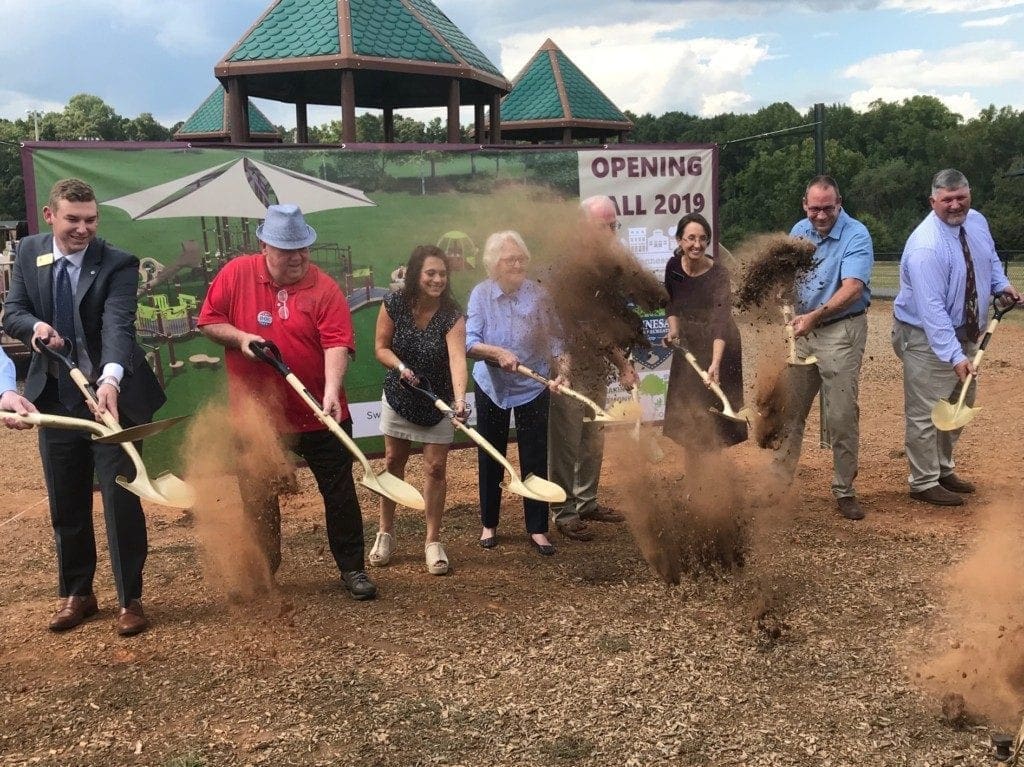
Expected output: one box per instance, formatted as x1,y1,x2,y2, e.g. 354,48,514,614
229,0,340,61
223,0,502,75
176,87,279,137
350,0,455,63
502,40,629,126
404,0,502,76
500,50,565,121
555,50,627,122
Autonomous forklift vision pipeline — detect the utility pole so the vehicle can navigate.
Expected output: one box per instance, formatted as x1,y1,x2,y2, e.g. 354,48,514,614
26,110,40,141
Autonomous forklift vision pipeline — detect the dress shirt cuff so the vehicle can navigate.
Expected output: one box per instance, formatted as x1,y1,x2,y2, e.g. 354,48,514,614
100,363,125,384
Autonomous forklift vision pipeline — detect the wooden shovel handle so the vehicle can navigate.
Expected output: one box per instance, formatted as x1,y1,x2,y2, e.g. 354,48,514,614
281,373,374,474
515,364,610,419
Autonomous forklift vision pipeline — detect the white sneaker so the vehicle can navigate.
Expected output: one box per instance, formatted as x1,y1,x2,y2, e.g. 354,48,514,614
368,531,393,567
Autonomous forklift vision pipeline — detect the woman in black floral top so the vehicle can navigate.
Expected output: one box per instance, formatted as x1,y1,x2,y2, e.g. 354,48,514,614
372,246,468,576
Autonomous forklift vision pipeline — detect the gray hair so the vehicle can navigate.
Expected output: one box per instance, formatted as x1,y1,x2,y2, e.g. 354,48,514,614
932,168,969,196
580,195,616,221
482,230,531,275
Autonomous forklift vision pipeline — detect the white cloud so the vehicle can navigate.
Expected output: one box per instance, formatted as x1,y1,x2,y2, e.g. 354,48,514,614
962,12,1022,25
0,91,67,122
500,23,769,116
880,0,1024,12
701,91,753,114
843,41,1024,88
847,85,978,117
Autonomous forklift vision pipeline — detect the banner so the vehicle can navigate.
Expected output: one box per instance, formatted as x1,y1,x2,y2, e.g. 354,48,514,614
579,147,717,413
19,142,718,470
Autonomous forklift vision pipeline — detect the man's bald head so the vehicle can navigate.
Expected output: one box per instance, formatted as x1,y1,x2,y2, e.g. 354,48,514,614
580,195,619,238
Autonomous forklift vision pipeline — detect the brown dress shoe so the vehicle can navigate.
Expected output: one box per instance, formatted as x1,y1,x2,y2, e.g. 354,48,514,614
49,594,99,632
117,600,149,636
556,518,594,541
579,506,625,523
939,473,976,494
910,485,964,507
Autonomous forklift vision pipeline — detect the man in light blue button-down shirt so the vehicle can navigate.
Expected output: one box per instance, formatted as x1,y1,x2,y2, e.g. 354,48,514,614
776,175,873,521
893,168,1021,506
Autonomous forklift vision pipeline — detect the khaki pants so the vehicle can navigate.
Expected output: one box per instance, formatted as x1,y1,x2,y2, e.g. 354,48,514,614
548,384,606,525
891,319,975,492
774,313,867,498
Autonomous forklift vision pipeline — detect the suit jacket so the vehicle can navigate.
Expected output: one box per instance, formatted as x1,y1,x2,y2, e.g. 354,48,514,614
3,233,165,424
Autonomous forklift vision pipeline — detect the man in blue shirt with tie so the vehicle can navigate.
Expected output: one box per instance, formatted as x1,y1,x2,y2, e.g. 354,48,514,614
893,169,1021,506
777,176,873,521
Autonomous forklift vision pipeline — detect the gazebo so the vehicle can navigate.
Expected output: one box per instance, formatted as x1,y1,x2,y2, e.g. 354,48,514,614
491,39,632,144
214,0,511,144
173,85,282,143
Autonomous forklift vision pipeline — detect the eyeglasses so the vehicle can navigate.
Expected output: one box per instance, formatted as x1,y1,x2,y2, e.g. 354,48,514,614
276,288,290,320
499,255,528,265
806,205,837,216
606,221,622,231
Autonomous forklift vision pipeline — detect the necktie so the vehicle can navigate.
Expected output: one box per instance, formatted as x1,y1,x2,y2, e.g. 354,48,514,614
51,258,80,409
958,227,980,341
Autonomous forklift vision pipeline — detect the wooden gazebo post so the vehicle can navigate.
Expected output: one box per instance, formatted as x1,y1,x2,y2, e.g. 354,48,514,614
295,102,308,143
224,78,250,142
490,94,502,143
341,71,357,142
447,79,461,143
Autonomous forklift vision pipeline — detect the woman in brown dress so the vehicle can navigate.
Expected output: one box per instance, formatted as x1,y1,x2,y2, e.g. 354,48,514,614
662,213,747,450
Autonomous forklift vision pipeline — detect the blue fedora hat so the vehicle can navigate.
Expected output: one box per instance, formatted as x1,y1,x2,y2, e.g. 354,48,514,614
256,204,317,249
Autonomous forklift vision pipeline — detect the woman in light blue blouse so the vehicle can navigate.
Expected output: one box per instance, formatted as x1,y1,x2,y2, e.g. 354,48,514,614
466,231,564,556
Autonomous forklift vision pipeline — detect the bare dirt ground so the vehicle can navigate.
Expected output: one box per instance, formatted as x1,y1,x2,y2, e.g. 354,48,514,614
3,303,1024,766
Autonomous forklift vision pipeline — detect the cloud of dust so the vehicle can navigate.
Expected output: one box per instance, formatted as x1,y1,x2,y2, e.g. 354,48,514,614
181,391,294,602
607,427,746,585
917,501,1024,729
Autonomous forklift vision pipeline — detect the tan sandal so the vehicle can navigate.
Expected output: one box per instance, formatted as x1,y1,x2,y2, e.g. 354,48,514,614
368,531,393,567
424,541,449,575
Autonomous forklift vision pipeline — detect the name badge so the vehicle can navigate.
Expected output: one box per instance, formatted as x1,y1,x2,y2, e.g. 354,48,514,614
36,253,54,267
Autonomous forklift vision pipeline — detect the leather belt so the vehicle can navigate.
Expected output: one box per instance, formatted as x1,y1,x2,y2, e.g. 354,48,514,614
818,309,865,328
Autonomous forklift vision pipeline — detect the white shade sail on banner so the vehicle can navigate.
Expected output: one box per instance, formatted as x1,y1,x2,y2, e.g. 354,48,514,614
102,157,375,220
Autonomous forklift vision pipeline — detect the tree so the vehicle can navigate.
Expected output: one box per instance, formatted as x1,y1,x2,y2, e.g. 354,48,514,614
57,93,125,140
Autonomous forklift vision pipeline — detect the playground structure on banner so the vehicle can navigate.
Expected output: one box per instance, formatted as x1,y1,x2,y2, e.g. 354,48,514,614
135,236,389,384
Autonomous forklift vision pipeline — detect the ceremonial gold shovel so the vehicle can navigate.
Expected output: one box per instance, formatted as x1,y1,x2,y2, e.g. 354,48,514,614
35,338,195,508
250,341,425,510
782,303,817,365
667,340,756,424
513,364,635,423
1,410,189,443
404,377,567,504
931,295,1018,431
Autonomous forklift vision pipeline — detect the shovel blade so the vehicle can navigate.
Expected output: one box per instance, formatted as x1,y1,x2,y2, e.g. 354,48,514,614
116,471,195,509
501,474,567,503
92,415,191,444
931,400,980,432
361,471,426,510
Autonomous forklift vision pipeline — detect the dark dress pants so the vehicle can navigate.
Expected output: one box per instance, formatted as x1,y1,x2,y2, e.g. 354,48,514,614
37,379,147,608
475,388,550,534
239,423,366,574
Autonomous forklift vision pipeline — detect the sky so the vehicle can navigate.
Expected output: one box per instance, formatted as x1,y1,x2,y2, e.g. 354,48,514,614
4,0,1024,130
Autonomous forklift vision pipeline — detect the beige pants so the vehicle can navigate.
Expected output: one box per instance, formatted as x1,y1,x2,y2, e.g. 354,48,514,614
774,313,867,498
547,383,606,524
891,319,975,492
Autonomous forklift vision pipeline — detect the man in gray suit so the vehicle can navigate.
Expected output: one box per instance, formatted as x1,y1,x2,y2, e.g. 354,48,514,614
4,178,165,636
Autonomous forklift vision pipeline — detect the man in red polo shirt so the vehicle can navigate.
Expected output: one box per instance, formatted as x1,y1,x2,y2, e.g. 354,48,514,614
198,204,376,601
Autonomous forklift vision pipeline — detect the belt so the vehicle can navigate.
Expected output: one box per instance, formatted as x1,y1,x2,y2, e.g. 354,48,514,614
818,309,865,328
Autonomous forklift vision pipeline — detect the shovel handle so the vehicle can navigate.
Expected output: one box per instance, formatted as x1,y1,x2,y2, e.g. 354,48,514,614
250,341,375,474
514,364,613,421
249,340,291,376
